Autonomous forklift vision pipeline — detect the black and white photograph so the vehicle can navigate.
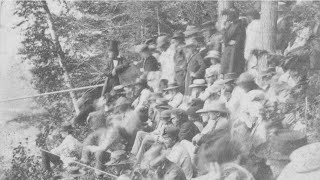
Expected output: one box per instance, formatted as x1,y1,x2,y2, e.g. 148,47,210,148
1,0,320,179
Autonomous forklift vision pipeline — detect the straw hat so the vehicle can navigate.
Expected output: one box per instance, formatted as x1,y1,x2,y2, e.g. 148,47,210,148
204,50,220,59
254,129,307,160
184,37,198,47
196,101,228,114
277,143,320,180
63,166,86,179
223,73,238,83
236,72,255,85
189,79,207,88
163,82,180,91
172,31,185,39
160,109,172,119
184,25,200,37
154,98,172,110
105,150,127,166
133,44,149,53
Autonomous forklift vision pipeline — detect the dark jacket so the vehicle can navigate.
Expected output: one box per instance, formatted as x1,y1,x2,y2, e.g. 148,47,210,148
143,55,160,72
185,52,206,95
221,20,246,75
179,121,200,142
174,45,187,93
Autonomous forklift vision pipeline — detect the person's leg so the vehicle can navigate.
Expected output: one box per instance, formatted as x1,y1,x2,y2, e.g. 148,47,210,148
136,135,156,164
94,150,109,172
131,131,148,155
80,132,98,163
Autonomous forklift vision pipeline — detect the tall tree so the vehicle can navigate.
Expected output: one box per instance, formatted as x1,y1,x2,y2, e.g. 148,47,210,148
261,1,278,53
41,0,79,114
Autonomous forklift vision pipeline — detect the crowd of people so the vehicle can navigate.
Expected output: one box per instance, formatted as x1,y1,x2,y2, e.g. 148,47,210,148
40,5,320,180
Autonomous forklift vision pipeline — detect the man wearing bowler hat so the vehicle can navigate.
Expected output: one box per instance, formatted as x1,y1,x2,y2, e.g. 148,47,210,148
101,40,130,97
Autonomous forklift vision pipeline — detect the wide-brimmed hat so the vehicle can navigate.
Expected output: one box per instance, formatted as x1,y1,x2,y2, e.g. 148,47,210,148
236,72,255,85
114,97,131,108
289,142,320,173
133,44,149,53
156,35,170,49
184,25,200,37
105,150,127,166
254,129,307,160
200,21,215,32
163,82,180,91
172,31,185,39
204,50,220,59
223,73,238,83
160,109,172,119
184,37,198,47
145,38,156,45
154,98,172,110
196,101,228,114
189,79,207,88
63,166,86,179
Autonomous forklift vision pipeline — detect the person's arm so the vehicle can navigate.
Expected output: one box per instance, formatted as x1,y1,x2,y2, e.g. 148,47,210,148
193,54,206,78
168,93,184,108
114,57,130,74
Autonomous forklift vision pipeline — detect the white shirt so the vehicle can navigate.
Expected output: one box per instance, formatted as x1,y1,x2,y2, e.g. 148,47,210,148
168,92,184,108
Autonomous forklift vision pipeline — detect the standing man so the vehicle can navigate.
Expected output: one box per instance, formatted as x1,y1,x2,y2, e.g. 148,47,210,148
101,40,130,97
173,31,187,93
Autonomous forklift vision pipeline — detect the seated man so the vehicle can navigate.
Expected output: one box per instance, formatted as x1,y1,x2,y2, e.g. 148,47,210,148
131,110,173,164
41,123,82,170
179,79,206,110
164,82,184,108
161,126,193,180
132,77,152,110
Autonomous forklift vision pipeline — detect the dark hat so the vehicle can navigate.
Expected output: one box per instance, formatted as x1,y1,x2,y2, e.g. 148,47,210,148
189,98,204,108
60,122,73,132
155,98,172,110
223,73,238,83
145,38,156,45
172,31,185,39
106,40,119,53
254,129,307,160
186,106,201,118
163,82,180,91
160,109,172,119
162,126,179,139
184,25,200,37
63,166,86,178
236,72,255,85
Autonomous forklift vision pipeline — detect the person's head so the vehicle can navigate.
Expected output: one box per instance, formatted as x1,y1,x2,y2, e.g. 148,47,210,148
60,122,73,138
189,79,207,97
171,109,188,127
164,82,180,96
156,35,170,52
158,79,168,92
160,110,172,124
246,9,260,22
197,134,242,174
114,97,131,113
222,7,240,22
171,31,185,46
161,126,179,148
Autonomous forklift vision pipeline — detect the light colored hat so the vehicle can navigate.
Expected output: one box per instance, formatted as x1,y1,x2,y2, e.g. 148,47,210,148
223,73,238,83
196,101,228,114
163,82,180,91
278,143,320,180
236,72,255,85
63,166,86,178
189,79,207,88
204,50,220,59
172,31,185,39
156,35,170,49
184,25,200,37
184,37,198,47
133,44,149,53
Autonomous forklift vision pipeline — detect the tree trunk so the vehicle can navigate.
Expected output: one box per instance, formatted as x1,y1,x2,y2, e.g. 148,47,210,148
41,0,80,115
261,1,278,53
